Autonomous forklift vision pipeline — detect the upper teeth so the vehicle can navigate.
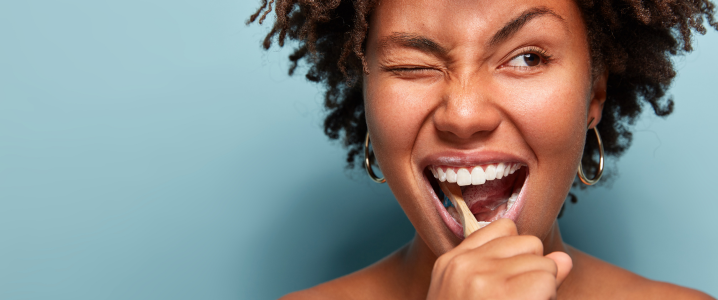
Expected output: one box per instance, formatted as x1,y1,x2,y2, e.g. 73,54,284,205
431,163,523,187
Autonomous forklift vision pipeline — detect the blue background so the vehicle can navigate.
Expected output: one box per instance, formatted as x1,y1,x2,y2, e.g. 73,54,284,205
1,1,716,299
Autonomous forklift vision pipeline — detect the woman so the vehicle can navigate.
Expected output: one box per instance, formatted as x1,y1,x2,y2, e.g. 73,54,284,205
249,0,716,298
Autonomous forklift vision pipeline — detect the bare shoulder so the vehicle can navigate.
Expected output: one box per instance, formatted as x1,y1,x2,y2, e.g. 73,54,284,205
635,280,715,300
280,288,333,300
565,246,714,300
279,247,406,300
278,272,369,300
279,281,350,300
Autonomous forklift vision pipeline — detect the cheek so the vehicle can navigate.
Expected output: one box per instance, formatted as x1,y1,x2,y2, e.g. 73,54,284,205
503,74,590,230
505,74,589,167
364,77,436,170
525,96,584,157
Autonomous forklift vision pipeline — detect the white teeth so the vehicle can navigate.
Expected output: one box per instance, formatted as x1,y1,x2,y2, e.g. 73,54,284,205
433,163,524,184
433,163,524,227
506,191,519,210
470,167,486,185
495,163,505,179
485,165,497,180
438,168,446,182
456,168,471,186
446,169,457,183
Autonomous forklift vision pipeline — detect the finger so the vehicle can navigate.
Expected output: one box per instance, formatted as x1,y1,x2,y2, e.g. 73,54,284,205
437,220,522,273
494,254,558,277
506,270,557,299
545,251,573,287
456,218,518,251
474,235,544,258
433,225,524,280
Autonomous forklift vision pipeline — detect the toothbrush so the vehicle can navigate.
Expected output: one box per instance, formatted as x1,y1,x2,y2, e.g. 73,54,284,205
439,182,488,237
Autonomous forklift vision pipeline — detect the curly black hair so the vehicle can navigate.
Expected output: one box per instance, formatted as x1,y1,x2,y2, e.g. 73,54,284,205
247,0,717,185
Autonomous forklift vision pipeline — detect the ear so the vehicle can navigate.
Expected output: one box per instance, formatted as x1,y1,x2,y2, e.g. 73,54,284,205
587,70,608,129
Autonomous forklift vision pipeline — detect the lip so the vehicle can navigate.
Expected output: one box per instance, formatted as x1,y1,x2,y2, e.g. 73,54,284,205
418,150,530,240
418,150,528,171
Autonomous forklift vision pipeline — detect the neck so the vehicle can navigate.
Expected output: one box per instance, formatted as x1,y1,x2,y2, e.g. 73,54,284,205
393,234,435,299
543,220,569,254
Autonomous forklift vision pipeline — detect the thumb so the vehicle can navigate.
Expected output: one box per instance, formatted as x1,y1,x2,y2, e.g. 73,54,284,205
545,251,572,287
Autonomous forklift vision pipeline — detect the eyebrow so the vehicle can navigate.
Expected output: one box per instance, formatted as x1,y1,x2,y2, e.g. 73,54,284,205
488,7,566,46
377,7,565,56
378,32,449,57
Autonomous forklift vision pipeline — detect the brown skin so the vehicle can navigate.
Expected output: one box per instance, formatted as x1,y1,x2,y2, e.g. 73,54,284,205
283,0,714,298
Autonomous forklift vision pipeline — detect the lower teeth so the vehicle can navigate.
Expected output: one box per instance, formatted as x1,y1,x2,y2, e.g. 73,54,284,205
506,191,519,210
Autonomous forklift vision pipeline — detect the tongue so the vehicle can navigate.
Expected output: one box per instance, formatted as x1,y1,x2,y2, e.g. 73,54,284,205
460,176,514,215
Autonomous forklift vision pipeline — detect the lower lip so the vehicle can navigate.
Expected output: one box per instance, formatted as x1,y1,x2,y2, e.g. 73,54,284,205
423,173,529,240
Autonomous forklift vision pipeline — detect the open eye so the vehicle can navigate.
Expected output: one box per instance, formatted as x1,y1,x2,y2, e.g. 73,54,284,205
506,53,542,67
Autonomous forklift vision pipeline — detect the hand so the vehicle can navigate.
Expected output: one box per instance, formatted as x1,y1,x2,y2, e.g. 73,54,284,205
427,219,572,299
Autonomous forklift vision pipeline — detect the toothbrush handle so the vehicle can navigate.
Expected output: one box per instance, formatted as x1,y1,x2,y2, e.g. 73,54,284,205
455,198,481,237
439,182,482,237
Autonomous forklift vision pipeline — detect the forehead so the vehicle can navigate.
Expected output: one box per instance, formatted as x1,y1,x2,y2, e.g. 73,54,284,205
368,0,583,46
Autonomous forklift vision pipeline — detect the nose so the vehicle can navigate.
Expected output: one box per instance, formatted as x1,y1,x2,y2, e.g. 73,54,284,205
433,77,502,140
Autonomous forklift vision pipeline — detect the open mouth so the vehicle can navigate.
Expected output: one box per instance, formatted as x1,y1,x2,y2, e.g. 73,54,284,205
424,162,528,238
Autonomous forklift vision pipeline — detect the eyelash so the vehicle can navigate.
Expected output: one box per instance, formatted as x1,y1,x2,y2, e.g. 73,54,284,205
504,46,554,70
382,46,553,74
384,66,437,74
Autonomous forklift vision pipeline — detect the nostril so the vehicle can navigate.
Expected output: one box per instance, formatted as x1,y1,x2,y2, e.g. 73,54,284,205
433,99,502,140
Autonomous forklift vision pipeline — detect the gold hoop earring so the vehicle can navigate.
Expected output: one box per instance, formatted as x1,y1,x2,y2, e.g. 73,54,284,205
364,132,386,183
578,120,604,185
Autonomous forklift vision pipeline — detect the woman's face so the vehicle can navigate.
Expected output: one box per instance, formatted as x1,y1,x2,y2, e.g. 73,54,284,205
364,0,605,254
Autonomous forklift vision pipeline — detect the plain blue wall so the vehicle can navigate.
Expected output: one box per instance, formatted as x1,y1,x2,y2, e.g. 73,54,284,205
0,1,715,299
